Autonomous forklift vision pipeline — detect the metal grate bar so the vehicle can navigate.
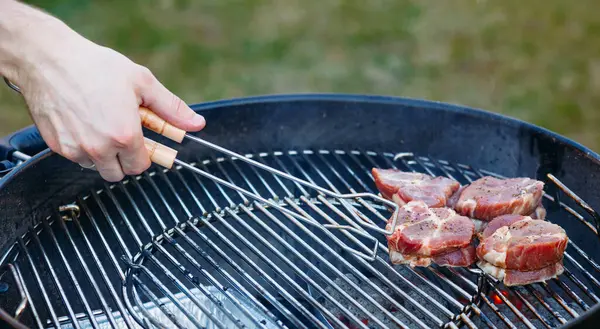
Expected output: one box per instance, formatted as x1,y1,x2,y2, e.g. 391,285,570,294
120,176,255,328
524,285,568,325
225,158,429,326
129,274,188,329
133,260,216,329
214,207,374,329
284,154,461,315
27,229,84,329
478,292,519,329
511,289,553,329
279,153,463,322
120,180,161,235
40,215,105,329
16,237,62,329
182,222,308,329
12,262,44,329
193,214,337,329
559,260,600,301
173,168,208,216
149,166,342,326
91,190,134,260
122,173,281,328
153,239,277,328
146,251,238,328
70,198,137,329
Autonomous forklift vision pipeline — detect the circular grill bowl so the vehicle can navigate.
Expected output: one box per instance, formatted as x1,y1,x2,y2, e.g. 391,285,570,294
0,94,599,328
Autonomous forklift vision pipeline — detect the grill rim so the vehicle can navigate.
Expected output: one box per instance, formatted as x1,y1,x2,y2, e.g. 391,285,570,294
1,93,600,329
3,93,600,190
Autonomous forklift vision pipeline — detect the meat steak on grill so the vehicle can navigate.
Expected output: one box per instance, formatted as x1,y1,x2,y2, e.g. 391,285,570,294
477,260,564,286
432,244,477,267
386,201,474,267
477,218,568,271
480,214,529,239
389,244,476,267
372,168,460,208
453,176,544,221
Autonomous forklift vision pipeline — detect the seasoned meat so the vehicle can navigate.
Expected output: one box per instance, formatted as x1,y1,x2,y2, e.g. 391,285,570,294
386,201,474,262
475,205,546,239
480,214,530,239
478,260,564,286
477,219,568,271
372,168,460,208
453,176,544,221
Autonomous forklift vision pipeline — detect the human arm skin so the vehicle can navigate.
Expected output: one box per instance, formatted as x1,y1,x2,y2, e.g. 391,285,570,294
0,0,205,181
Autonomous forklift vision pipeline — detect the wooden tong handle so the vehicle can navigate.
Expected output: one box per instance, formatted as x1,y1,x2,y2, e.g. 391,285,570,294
139,107,186,143
144,137,177,169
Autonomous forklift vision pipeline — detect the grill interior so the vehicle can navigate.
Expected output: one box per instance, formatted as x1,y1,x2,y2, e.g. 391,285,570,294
0,150,599,329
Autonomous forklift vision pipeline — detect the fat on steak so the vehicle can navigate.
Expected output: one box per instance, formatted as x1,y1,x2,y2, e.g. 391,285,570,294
453,176,544,221
386,201,474,266
389,244,476,267
432,244,477,267
372,168,460,208
476,218,568,271
477,260,564,286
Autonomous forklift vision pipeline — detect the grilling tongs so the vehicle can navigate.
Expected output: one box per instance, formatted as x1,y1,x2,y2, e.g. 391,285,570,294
139,108,400,261
2,76,398,261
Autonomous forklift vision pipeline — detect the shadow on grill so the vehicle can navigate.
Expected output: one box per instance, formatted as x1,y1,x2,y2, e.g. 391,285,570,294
0,150,599,329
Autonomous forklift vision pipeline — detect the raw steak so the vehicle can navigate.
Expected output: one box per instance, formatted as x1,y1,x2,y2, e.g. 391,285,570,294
386,201,474,259
477,219,568,271
453,176,544,221
433,244,477,267
475,205,546,239
480,214,530,239
389,244,476,267
478,260,564,286
372,168,460,208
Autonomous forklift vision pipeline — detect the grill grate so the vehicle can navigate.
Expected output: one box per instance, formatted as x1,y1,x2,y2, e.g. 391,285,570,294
0,150,599,329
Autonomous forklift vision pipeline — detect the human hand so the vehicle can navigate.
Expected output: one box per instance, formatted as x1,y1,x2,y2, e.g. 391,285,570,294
5,19,205,182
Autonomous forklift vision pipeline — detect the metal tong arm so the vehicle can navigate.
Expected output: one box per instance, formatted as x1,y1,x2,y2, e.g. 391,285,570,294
139,108,399,237
140,108,397,203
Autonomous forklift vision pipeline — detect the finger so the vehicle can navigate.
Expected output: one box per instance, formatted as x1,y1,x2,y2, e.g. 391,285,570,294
90,152,125,182
115,125,151,176
138,71,205,132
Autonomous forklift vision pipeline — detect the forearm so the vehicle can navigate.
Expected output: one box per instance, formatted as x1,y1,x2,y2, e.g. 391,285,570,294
0,1,76,85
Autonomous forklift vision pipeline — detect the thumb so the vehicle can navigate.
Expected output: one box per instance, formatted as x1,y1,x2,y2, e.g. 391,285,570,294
138,70,205,132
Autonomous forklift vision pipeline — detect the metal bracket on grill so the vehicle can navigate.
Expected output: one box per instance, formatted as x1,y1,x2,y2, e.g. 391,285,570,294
0,264,28,326
58,204,80,222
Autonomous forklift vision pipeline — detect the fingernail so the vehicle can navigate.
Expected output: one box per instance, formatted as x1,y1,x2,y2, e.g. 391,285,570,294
192,114,206,127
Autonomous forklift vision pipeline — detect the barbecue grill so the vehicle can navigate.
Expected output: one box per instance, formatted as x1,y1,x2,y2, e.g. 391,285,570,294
0,93,599,329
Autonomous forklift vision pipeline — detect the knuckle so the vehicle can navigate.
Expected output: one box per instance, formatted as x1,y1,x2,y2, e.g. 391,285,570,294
123,159,150,176
101,171,124,183
81,143,106,160
111,129,138,149
60,146,82,162
136,66,155,87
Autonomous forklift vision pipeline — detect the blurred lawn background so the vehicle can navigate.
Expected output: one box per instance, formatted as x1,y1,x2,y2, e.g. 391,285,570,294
2,0,599,150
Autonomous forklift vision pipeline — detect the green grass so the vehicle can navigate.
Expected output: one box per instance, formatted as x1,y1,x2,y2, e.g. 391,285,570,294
2,0,600,150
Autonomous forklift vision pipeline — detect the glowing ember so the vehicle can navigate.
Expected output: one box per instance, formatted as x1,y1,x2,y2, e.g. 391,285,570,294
490,290,524,311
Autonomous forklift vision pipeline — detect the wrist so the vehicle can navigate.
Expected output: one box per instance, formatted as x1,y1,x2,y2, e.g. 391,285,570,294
0,1,80,88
